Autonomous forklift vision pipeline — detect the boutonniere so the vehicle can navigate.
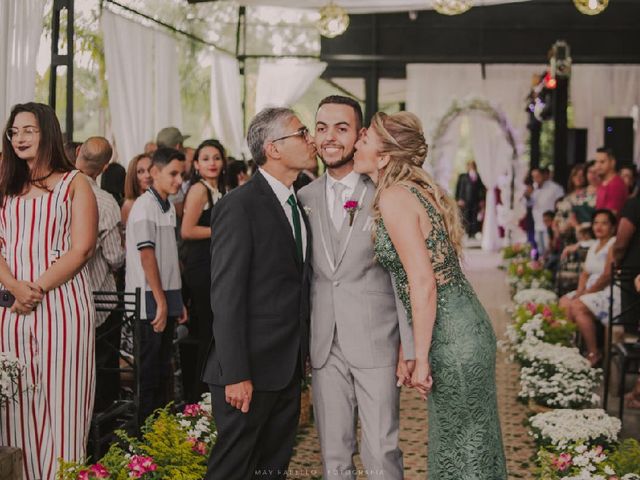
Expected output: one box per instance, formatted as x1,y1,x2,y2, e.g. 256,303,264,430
303,206,312,216
344,200,361,226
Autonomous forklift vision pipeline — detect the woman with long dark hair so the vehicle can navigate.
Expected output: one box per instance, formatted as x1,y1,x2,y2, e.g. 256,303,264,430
180,139,226,400
0,103,98,478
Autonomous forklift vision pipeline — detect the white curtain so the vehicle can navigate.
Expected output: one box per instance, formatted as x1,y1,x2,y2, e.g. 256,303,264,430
571,65,640,165
103,10,183,167
210,51,244,157
0,0,45,127
154,30,183,134
255,58,327,112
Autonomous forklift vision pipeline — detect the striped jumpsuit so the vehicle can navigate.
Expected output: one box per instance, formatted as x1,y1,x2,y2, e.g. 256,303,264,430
0,170,95,480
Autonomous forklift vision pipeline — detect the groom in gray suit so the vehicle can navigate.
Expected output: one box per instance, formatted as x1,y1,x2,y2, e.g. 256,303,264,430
298,96,414,479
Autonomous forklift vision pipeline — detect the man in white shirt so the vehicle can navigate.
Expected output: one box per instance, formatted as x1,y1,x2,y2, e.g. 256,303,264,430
530,167,565,256
75,137,126,410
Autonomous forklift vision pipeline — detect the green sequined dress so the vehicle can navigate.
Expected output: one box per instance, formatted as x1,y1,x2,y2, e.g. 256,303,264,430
375,187,507,479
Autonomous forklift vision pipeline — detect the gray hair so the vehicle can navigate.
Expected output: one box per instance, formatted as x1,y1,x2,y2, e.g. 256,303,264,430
77,136,113,175
247,107,296,166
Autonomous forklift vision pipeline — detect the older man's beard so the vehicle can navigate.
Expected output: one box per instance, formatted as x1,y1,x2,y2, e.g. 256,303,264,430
319,145,356,170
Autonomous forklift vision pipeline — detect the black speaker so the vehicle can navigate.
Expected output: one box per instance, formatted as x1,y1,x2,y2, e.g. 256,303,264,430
604,117,634,165
567,128,587,166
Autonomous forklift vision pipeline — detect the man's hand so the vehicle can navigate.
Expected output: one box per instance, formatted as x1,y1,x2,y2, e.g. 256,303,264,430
225,380,253,413
150,301,168,333
177,304,188,324
411,360,433,400
396,345,415,387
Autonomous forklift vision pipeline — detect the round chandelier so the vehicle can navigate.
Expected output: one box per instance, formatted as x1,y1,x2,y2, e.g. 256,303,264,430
573,0,609,15
432,0,474,15
317,2,350,38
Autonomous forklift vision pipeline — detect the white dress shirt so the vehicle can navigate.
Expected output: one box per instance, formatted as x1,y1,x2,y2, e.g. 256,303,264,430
531,180,565,232
326,170,360,225
259,168,307,260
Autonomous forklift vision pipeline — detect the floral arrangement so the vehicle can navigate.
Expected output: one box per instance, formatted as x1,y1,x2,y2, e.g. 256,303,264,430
529,409,639,479
59,394,215,479
509,302,576,347
529,409,621,450
0,352,26,407
502,242,532,260
507,258,553,293
517,341,601,408
513,288,558,305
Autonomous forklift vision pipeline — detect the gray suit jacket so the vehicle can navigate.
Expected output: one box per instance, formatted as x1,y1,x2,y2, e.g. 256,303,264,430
298,173,414,369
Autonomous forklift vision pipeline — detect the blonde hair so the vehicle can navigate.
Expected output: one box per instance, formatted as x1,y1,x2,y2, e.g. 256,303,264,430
371,111,465,256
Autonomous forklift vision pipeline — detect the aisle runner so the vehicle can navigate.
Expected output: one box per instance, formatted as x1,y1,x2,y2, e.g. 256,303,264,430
288,250,535,479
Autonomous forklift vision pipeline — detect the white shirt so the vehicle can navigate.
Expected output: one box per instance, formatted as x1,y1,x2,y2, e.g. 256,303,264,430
85,175,126,327
532,180,565,231
259,168,307,260
326,170,360,224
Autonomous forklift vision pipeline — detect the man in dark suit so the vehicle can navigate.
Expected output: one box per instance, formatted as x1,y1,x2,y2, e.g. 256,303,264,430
203,107,315,479
455,160,486,236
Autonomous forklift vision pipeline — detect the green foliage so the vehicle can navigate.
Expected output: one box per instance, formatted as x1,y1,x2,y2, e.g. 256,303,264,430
609,438,640,476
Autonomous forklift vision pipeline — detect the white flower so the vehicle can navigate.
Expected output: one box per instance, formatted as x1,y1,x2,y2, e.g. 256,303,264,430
303,206,312,216
529,409,621,448
604,466,615,475
513,288,558,305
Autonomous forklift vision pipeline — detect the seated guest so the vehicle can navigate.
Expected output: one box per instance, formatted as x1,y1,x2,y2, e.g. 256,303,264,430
125,147,188,421
560,209,620,366
623,274,640,408
556,224,594,295
595,147,628,215
613,195,640,332
620,164,639,199
121,153,153,226
226,159,249,190
555,163,589,242
542,210,561,272
75,137,126,411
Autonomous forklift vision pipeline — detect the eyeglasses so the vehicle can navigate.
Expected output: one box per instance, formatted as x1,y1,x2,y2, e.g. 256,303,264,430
6,127,40,142
271,126,310,143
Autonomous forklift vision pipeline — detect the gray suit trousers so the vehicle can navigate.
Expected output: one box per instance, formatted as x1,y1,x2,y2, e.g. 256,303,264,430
312,334,403,479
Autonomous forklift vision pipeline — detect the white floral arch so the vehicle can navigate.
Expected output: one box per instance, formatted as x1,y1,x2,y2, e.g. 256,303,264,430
428,98,527,247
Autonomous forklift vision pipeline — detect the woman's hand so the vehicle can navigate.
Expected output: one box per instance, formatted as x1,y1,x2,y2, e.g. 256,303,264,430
411,359,433,400
9,280,43,308
11,299,37,315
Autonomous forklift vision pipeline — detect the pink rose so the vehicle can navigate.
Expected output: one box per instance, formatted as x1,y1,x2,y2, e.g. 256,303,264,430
183,403,202,417
529,260,541,270
77,471,90,480
516,265,525,276
551,453,572,471
344,200,359,210
90,464,110,479
513,244,521,252
542,306,553,318
527,303,537,315
127,455,158,479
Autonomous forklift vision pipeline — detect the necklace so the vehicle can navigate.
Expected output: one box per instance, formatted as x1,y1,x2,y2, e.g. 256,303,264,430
29,170,55,184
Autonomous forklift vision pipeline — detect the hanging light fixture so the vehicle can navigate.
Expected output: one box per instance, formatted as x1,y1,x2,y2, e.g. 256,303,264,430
317,1,350,38
432,0,474,15
573,0,609,15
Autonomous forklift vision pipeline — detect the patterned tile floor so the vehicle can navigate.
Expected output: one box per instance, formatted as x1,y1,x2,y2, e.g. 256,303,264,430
288,250,536,479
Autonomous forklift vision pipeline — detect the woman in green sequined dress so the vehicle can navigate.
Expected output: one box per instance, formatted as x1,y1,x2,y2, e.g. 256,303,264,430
353,111,506,479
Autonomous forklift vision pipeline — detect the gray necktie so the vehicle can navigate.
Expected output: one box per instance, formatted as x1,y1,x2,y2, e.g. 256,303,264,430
332,182,347,231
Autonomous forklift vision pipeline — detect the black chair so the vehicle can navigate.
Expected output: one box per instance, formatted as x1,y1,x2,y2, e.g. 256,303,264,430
603,266,640,423
89,288,141,459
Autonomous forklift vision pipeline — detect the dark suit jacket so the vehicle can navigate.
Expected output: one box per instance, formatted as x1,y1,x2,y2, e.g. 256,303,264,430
202,171,311,392
455,172,486,205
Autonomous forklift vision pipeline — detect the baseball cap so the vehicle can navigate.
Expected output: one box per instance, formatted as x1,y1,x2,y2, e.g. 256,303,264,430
156,127,190,148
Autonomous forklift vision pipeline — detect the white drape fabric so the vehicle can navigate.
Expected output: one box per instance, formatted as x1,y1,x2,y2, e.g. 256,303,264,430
255,58,327,112
154,30,183,134
102,10,183,167
407,63,544,250
210,51,244,157
571,65,640,165
0,0,45,127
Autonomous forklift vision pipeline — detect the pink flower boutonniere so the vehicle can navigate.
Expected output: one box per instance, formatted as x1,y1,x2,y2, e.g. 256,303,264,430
344,200,361,227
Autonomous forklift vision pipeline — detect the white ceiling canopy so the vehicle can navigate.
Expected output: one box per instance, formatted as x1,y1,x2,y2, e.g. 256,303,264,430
236,0,532,14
